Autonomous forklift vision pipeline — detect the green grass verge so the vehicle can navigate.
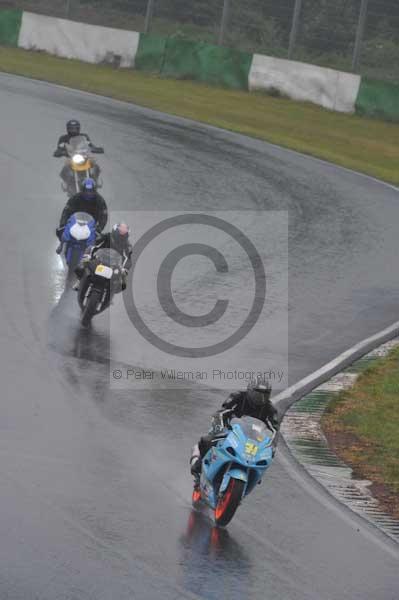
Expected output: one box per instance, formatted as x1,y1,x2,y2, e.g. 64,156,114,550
322,348,399,513
1,47,399,185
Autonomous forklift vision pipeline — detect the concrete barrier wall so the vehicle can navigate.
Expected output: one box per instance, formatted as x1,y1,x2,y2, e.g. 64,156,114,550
18,12,140,67
249,54,361,113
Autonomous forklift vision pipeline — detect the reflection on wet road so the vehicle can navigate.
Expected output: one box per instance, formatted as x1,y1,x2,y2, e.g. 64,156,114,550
179,511,251,600
0,73,398,599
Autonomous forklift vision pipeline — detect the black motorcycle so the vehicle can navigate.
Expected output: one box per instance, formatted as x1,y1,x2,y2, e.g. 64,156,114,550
77,248,126,327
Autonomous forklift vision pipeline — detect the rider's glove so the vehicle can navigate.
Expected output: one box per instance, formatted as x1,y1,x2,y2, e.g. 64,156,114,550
53,147,65,157
222,393,237,409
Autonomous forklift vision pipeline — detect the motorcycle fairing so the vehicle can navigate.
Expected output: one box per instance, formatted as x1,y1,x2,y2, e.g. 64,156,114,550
62,212,97,267
201,417,274,509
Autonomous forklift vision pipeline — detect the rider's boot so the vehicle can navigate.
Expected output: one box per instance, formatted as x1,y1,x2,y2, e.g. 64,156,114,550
73,264,85,291
121,272,127,291
190,444,201,489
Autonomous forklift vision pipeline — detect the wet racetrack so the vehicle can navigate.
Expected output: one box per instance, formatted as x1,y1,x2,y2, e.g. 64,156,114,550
0,73,398,599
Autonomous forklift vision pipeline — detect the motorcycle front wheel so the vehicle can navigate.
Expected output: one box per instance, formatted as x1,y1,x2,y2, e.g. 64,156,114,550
192,487,202,507
214,478,245,527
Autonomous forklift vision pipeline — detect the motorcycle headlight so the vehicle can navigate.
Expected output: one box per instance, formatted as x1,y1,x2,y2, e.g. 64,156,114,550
72,154,85,165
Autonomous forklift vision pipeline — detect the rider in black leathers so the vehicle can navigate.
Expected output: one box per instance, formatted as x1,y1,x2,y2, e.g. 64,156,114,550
190,377,280,487
74,223,132,291
53,119,93,156
95,224,133,269
56,178,108,239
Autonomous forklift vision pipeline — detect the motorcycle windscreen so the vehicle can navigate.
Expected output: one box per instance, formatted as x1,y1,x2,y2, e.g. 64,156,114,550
230,416,273,444
66,135,90,155
73,211,94,225
95,248,122,268
67,212,96,241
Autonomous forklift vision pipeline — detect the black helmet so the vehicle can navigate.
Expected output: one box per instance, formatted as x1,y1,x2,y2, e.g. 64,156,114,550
66,119,81,137
111,223,130,248
246,375,272,407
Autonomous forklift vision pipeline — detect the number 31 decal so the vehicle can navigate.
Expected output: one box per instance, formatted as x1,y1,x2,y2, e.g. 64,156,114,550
245,442,258,456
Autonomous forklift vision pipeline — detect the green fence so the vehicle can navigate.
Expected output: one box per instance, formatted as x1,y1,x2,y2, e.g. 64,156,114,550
356,78,399,122
135,34,167,73
135,34,252,91
0,9,22,47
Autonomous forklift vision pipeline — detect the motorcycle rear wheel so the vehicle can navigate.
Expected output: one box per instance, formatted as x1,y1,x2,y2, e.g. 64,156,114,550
81,289,101,327
214,478,245,527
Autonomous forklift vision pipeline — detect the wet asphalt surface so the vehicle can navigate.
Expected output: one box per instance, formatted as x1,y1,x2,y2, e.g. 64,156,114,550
0,73,398,599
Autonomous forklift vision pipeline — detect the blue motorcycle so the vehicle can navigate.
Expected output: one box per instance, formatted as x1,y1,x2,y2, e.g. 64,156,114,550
192,415,276,527
56,212,97,278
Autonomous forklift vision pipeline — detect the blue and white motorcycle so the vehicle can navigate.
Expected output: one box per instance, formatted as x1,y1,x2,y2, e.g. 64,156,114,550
192,415,276,527
56,212,97,279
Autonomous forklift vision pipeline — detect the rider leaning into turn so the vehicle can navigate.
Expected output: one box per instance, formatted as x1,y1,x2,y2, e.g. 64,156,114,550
57,178,108,238
94,223,133,269
53,120,93,156
190,376,280,488
74,223,133,292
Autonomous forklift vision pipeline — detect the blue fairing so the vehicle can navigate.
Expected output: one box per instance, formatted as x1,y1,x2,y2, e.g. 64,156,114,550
62,212,97,266
200,416,275,510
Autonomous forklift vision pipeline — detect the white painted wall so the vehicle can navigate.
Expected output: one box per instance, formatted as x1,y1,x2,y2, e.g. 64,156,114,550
18,12,140,68
249,54,361,113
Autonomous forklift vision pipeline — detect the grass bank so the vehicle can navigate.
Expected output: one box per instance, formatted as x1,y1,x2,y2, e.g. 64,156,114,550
322,348,399,518
1,47,399,184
